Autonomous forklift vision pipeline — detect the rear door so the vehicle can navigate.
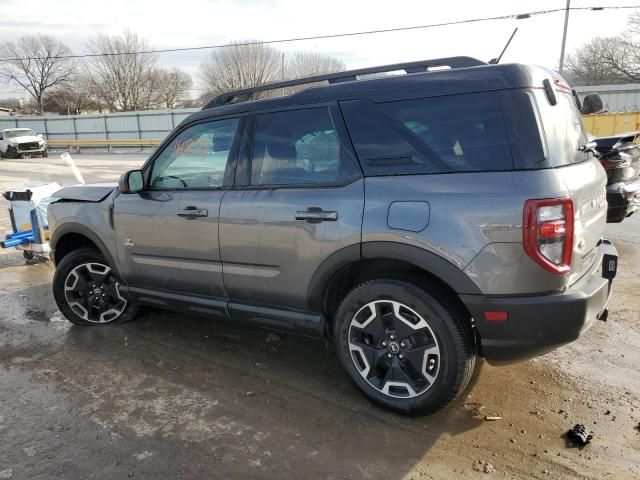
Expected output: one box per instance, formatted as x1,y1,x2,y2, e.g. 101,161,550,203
114,116,242,297
219,104,364,315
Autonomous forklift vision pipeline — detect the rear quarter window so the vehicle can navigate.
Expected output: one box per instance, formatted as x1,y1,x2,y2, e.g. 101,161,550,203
341,92,514,175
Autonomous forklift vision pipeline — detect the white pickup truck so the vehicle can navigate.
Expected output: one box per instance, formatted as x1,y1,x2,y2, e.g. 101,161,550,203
0,128,48,158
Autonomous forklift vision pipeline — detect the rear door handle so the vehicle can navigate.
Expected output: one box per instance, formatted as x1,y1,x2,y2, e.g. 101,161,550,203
177,206,208,218
295,209,338,222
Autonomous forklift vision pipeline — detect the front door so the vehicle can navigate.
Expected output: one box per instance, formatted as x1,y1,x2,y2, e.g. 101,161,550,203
114,116,242,298
219,105,364,314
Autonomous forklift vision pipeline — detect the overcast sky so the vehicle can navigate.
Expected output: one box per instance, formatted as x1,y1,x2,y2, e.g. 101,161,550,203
0,0,638,99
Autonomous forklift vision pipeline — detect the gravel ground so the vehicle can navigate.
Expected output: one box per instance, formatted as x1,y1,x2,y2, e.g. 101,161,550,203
0,153,638,479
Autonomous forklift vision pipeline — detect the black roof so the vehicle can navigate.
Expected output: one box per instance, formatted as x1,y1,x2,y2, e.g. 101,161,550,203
186,57,554,124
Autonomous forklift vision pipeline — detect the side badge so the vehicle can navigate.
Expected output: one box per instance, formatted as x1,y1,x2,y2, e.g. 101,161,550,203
124,238,135,248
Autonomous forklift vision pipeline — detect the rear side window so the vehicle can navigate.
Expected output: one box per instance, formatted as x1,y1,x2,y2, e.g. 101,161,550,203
341,92,514,175
250,107,344,186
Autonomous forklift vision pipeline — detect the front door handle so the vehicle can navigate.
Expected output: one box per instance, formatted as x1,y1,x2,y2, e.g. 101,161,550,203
295,209,338,222
177,206,208,218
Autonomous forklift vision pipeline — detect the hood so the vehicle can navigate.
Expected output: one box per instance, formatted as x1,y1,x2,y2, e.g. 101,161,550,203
53,183,117,202
8,135,43,144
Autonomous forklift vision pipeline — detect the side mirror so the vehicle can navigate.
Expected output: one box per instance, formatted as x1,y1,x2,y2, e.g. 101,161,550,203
119,170,144,194
37,133,44,139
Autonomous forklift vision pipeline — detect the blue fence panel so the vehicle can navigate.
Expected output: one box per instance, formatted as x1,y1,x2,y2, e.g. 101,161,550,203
0,108,200,141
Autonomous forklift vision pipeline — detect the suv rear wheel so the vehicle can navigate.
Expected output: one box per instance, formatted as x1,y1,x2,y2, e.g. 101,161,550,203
334,279,476,414
53,247,138,326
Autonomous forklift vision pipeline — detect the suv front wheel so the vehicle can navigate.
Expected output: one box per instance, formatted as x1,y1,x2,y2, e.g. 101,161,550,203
53,247,139,326
334,279,476,415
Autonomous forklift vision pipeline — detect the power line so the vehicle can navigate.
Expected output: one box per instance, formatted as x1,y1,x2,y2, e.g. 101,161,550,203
0,5,638,62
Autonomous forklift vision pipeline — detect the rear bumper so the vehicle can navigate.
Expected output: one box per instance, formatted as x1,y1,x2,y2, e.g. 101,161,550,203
606,179,640,222
461,240,617,364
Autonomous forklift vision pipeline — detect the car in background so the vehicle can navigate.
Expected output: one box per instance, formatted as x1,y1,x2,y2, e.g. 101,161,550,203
0,128,48,158
593,132,640,222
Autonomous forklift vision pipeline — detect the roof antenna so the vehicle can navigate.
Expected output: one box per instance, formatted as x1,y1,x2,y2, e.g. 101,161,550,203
489,28,518,64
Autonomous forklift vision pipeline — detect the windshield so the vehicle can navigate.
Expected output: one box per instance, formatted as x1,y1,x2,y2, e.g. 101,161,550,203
5,129,35,138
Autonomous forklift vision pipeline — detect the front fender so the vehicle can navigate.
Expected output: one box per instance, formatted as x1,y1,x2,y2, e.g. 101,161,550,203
49,198,119,274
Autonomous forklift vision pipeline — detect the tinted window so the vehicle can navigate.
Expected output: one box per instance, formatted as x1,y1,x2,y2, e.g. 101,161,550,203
250,108,342,186
150,118,239,189
498,89,547,169
342,92,514,175
533,89,589,167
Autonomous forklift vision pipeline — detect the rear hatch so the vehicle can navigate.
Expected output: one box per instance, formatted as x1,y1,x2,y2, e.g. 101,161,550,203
533,87,607,284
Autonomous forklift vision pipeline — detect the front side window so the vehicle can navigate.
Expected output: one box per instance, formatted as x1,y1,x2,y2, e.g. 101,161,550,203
250,107,343,186
150,118,239,189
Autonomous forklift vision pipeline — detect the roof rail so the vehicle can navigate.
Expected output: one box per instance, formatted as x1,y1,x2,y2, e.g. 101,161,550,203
204,56,486,108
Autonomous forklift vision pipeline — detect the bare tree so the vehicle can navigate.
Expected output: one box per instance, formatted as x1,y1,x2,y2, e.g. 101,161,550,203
286,52,345,79
156,68,192,108
567,11,640,86
627,11,640,36
87,31,158,111
199,41,280,98
0,97,36,115
0,35,77,114
565,37,628,85
284,52,346,93
46,73,101,114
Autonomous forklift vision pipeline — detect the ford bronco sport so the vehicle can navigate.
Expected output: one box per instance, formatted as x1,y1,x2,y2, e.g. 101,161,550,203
48,57,618,414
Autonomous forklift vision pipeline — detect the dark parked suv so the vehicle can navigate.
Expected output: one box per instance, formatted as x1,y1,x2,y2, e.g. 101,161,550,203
593,132,640,222
48,57,617,414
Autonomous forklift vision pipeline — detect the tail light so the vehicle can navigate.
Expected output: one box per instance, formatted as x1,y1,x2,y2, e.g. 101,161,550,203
523,198,574,275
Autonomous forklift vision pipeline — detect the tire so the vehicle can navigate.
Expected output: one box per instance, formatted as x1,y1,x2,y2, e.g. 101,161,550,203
53,247,138,326
6,146,17,159
42,148,48,158
334,279,476,415
22,250,35,261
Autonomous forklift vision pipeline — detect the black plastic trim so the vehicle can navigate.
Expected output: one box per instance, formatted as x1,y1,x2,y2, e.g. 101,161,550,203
462,240,617,364
306,244,362,312
124,286,228,319
361,242,482,294
121,285,325,337
228,302,324,337
49,223,121,278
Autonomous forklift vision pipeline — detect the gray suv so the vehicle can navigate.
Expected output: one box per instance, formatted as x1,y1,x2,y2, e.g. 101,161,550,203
48,57,618,414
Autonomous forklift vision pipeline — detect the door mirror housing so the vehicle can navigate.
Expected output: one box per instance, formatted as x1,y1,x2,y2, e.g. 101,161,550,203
37,133,44,139
119,170,144,194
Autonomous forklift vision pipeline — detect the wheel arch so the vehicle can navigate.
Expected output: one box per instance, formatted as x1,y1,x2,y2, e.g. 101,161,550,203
307,241,481,332
50,223,120,278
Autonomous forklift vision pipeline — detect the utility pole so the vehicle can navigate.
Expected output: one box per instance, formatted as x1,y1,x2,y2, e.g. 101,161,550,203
559,0,570,74
281,52,285,96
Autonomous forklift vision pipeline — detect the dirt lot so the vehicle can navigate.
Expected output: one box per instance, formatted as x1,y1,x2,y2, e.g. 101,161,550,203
0,154,638,479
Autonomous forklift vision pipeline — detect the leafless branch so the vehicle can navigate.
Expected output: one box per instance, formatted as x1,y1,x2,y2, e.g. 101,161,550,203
0,35,77,114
